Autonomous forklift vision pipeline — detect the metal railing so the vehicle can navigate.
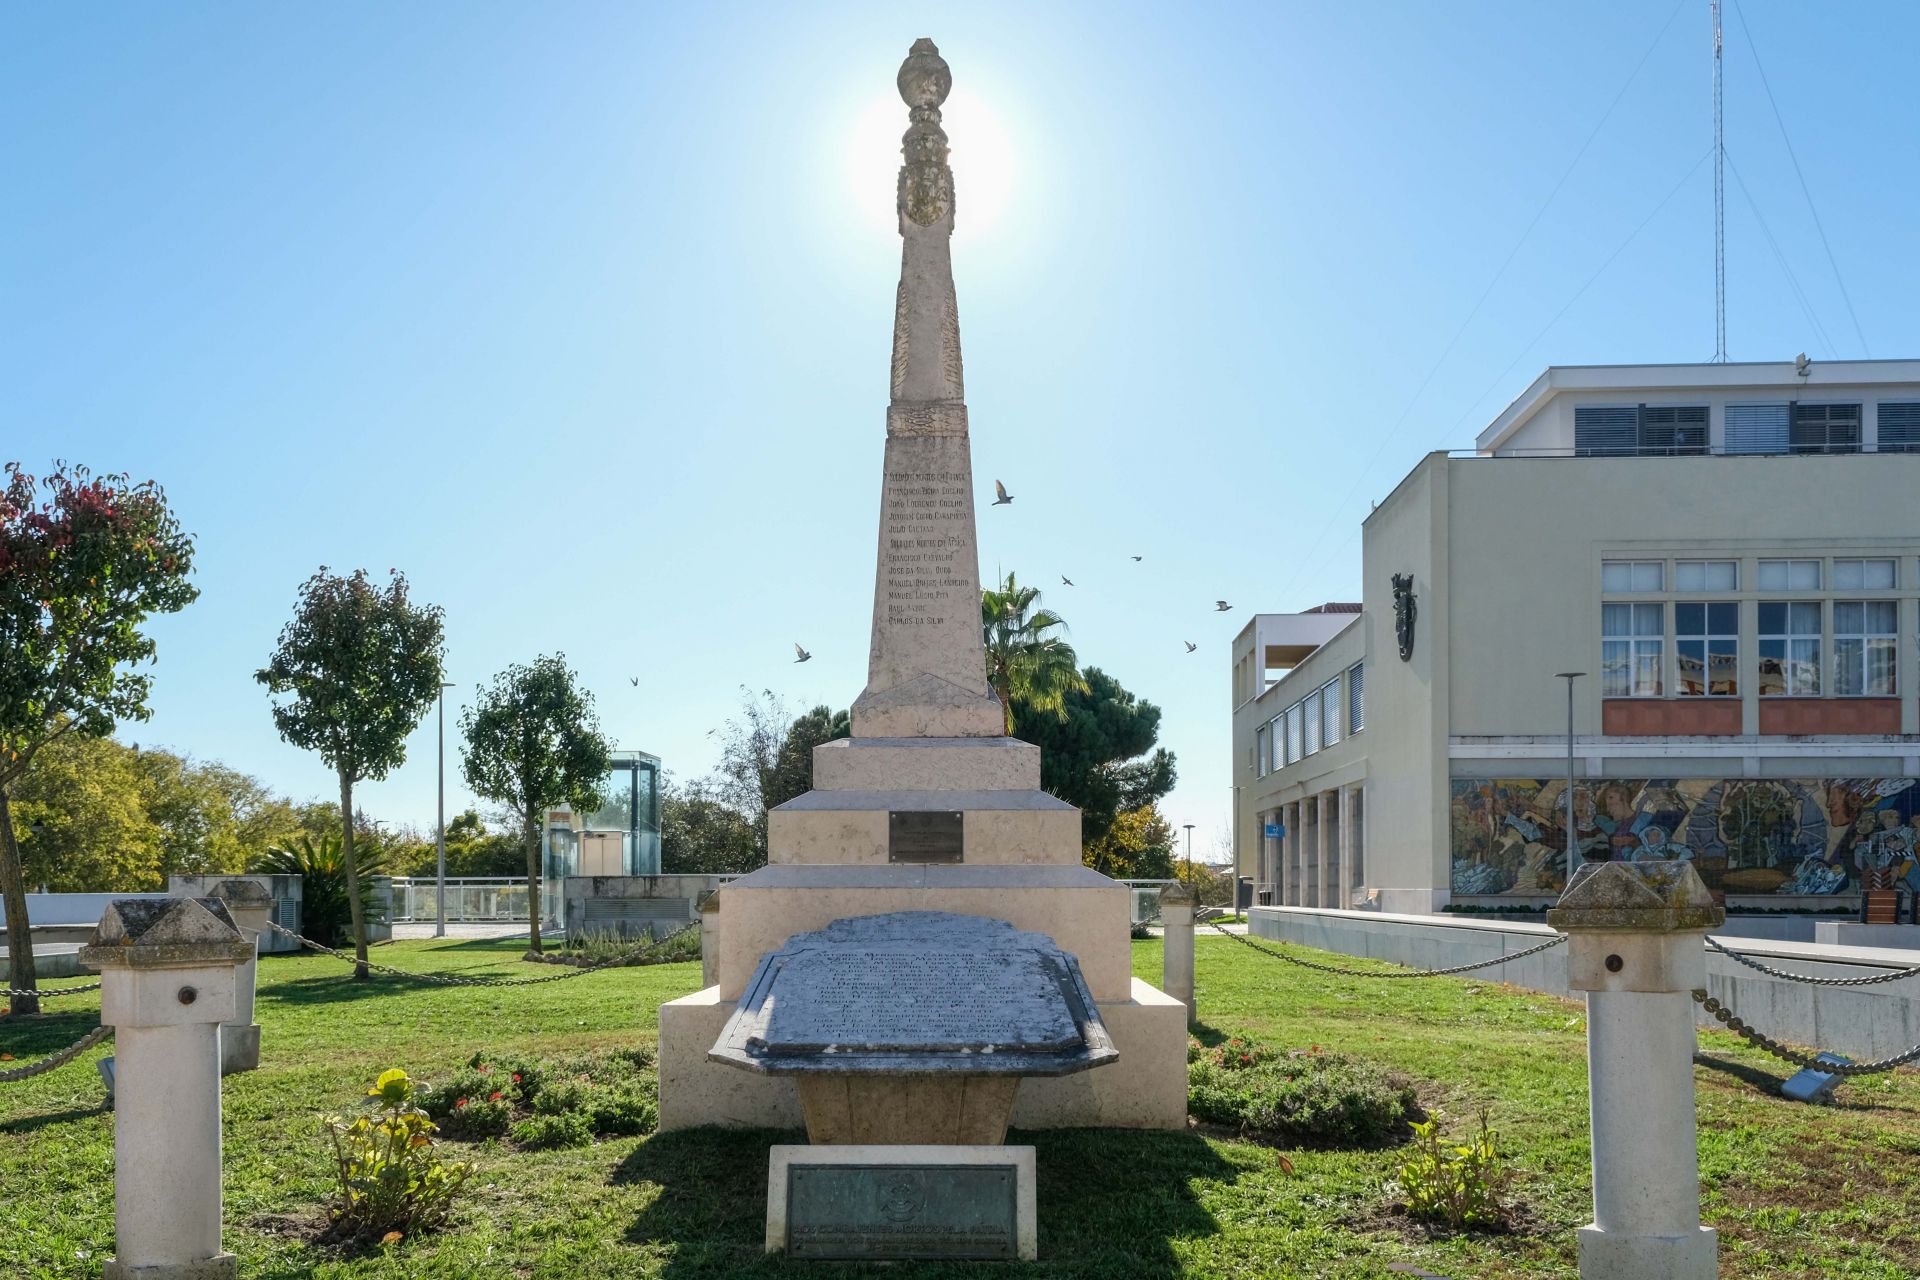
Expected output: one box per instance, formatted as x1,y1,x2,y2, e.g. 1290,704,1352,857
387,877,529,923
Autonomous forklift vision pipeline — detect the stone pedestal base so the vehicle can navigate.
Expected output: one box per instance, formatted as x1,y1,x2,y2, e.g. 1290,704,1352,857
1577,1224,1717,1280
219,1024,260,1076
104,1251,238,1280
797,1075,1018,1144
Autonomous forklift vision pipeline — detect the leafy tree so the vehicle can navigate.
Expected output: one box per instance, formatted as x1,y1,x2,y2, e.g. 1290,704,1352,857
660,776,763,874
256,568,444,978
712,689,849,860
1013,666,1177,859
1084,802,1178,880
0,463,196,1014
982,571,1087,734
11,734,162,891
459,654,613,954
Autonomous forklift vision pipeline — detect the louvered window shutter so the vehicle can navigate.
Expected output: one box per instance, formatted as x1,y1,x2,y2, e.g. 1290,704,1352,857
1879,403,1920,453
1725,403,1789,454
1575,406,1638,456
1639,405,1708,454
1791,403,1861,454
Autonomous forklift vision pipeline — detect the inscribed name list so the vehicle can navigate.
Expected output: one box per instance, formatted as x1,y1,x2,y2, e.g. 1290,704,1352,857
756,951,1079,1054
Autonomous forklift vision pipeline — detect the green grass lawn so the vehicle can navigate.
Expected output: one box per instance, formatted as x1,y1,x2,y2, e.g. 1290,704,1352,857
3,933,1918,1278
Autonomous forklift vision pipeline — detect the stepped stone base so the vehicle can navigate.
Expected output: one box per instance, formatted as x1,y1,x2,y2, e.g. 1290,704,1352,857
711,865,1132,1002
769,791,1080,866
659,977,1187,1133
813,736,1040,791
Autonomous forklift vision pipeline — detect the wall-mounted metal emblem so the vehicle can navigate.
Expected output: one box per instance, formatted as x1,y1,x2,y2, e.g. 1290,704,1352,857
1392,573,1417,662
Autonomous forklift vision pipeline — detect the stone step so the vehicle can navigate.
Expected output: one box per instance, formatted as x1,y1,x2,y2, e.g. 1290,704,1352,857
812,736,1041,791
768,789,1080,867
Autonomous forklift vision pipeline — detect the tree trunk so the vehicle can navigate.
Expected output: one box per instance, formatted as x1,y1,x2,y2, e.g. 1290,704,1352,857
0,789,40,1017
523,809,543,956
339,771,369,980
995,683,1013,735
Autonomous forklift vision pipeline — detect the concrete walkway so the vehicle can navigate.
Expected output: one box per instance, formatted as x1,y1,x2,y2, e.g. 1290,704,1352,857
389,921,546,942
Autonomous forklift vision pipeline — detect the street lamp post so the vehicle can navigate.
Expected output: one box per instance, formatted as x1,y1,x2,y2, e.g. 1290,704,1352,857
1555,672,1586,886
1183,823,1196,897
436,681,455,939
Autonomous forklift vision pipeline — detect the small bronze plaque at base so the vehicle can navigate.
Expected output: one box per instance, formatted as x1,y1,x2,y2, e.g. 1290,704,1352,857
889,810,964,863
786,1164,1017,1260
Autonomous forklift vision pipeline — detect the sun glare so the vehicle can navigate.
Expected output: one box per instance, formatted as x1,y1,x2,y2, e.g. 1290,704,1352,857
843,85,1017,240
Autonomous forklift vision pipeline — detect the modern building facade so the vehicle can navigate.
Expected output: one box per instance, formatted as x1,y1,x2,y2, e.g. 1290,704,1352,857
541,750,664,905
1234,360,1920,914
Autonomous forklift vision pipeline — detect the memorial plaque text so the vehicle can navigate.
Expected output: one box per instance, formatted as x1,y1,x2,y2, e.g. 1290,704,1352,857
787,1163,1018,1260
891,810,963,863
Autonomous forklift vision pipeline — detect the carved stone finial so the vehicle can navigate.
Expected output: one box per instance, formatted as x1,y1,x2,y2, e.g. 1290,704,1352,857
896,38,954,229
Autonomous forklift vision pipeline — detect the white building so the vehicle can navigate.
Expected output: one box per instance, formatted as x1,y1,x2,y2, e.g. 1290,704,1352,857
1233,359,1920,915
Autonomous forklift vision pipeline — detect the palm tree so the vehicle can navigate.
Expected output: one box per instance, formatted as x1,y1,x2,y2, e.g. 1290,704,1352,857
981,572,1089,734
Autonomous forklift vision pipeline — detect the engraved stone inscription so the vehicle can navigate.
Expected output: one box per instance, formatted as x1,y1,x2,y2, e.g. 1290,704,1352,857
880,466,971,632
787,1164,1017,1260
756,951,1080,1053
890,810,963,863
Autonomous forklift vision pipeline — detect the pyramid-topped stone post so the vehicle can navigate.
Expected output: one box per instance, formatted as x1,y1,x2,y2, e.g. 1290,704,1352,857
1548,861,1723,1280
80,898,253,1280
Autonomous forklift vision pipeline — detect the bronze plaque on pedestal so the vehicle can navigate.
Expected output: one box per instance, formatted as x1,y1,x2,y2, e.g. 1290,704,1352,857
889,811,963,863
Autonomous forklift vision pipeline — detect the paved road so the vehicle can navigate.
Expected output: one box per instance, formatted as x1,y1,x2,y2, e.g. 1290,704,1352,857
390,921,550,942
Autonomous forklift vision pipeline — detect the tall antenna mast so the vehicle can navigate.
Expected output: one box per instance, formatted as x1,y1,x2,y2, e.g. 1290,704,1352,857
1711,0,1727,361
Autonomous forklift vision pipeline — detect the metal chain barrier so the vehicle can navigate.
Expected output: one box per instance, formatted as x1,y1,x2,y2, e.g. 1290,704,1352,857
0,1024,113,1084
3,981,103,1000
1705,936,1920,988
263,919,701,987
1206,918,1566,978
1692,988,1920,1077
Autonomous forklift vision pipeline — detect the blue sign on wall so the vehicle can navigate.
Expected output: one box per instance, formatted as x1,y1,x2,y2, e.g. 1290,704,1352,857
1264,823,1284,839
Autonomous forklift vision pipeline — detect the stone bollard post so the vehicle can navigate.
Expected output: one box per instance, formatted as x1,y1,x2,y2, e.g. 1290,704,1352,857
1160,884,1196,1023
208,879,272,1075
1546,861,1723,1280
699,889,722,989
79,897,254,1280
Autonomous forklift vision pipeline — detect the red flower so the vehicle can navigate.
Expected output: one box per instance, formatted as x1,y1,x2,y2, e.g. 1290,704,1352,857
489,1091,503,1102
511,1073,521,1083
455,1098,467,1108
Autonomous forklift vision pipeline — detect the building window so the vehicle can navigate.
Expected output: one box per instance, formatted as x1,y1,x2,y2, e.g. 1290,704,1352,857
1880,402,1920,453
1759,601,1821,696
1574,405,1707,456
1674,559,1737,591
1348,663,1365,732
1269,716,1283,773
1834,601,1897,696
1284,704,1302,765
1255,724,1270,777
1602,602,1664,697
1675,602,1738,696
1601,560,1665,592
1726,403,1789,454
1321,678,1342,748
1758,559,1821,590
1791,402,1862,454
1303,688,1322,756
1833,558,1896,590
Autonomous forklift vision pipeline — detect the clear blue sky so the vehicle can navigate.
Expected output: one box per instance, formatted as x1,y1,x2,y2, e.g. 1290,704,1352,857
7,2,1917,855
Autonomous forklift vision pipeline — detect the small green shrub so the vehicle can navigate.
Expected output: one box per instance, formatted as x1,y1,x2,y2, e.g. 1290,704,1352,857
511,1110,594,1149
1187,1038,1418,1145
534,1081,588,1115
325,1069,472,1239
587,1087,658,1137
1390,1113,1510,1230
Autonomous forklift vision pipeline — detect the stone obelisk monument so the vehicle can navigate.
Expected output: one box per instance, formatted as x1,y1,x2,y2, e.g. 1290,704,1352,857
657,38,1186,1146
851,37,1004,741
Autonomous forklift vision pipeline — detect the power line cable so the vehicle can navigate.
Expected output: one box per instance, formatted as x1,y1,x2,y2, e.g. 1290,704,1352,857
1725,148,1837,357
1728,0,1870,355
1287,147,1717,597
1269,0,1691,608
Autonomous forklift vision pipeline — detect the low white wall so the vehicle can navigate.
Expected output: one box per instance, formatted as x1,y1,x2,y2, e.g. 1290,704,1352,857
1251,906,1920,1062
3,891,169,927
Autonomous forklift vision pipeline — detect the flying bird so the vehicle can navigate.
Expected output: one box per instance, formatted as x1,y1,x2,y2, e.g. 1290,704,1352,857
1060,575,1074,586
1131,555,1143,562
629,677,639,687
1215,600,1232,612
992,479,1013,505
1185,641,1197,652
793,644,812,663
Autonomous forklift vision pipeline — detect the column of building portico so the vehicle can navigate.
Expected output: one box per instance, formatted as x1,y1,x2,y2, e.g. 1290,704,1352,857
1337,786,1356,910
1315,794,1330,909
